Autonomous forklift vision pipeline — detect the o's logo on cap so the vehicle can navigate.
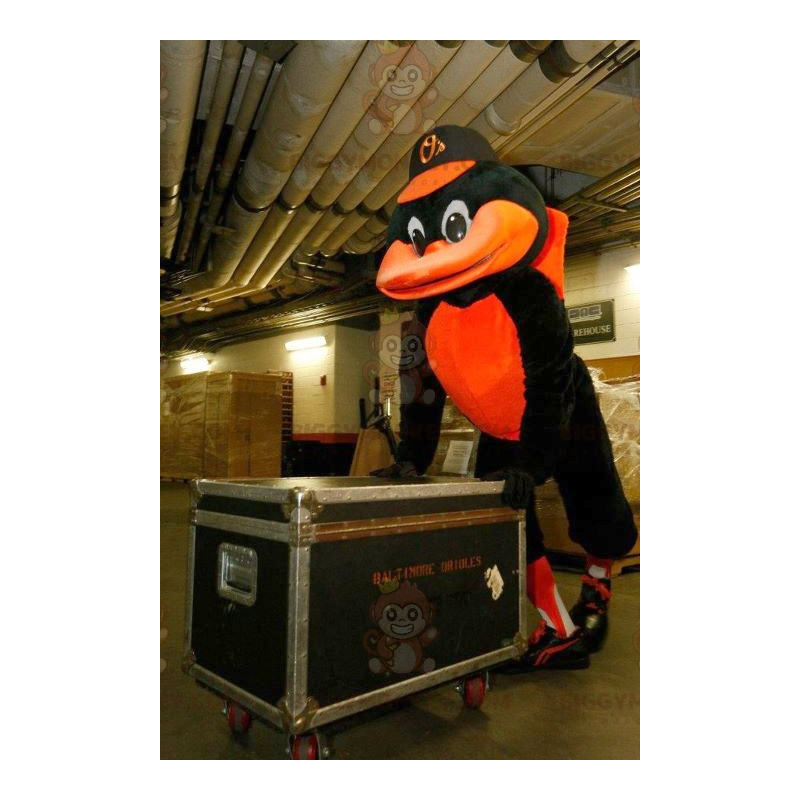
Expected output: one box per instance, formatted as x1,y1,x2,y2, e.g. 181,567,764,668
419,134,446,165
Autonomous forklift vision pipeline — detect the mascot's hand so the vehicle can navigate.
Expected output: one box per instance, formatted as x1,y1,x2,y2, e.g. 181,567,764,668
370,460,419,479
482,468,535,510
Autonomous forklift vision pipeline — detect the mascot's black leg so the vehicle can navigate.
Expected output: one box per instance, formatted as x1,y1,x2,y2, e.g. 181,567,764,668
477,435,589,671
553,358,638,652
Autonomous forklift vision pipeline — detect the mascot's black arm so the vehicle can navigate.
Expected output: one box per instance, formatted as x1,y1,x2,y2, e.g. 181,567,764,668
395,298,448,475
494,266,576,484
395,363,447,475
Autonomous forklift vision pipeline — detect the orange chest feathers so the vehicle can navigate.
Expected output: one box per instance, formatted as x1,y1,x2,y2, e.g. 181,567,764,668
426,295,525,441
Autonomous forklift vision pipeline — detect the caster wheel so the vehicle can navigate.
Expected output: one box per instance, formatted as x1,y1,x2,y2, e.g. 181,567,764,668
462,674,486,710
225,701,252,734
288,731,327,760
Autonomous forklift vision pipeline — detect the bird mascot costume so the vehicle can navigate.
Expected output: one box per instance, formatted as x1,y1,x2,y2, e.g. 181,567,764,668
374,125,638,670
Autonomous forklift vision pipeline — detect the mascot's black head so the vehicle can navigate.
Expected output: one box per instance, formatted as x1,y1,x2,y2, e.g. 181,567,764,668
377,125,550,301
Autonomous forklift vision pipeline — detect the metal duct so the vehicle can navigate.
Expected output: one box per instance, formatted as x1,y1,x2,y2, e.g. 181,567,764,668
170,40,364,301
312,40,511,258
336,41,506,213
326,41,552,251
344,213,389,254
292,41,464,255
176,41,244,263
215,41,465,301
160,41,207,223
223,41,414,292
334,40,617,255
193,52,274,265
496,41,639,159
160,201,182,259
471,41,614,143
161,40,533,313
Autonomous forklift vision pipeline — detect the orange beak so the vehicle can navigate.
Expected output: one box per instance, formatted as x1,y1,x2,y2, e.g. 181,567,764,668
376,200,540,300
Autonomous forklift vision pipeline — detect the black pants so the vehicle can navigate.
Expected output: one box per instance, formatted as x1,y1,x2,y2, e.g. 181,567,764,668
474,358,637,563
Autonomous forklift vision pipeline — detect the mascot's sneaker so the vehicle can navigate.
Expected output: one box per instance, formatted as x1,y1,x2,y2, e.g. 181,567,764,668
570,575,612,653
499,620,589,673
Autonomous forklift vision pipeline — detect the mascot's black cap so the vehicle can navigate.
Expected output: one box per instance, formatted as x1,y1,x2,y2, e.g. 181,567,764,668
398,125,499,204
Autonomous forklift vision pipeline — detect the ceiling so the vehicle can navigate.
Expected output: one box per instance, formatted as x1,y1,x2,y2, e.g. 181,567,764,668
160,40,639,355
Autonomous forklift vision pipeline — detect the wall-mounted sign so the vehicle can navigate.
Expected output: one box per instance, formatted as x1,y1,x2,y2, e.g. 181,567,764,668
567,299,615,344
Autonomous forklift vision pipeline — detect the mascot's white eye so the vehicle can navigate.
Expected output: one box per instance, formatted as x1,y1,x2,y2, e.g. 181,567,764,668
441,199,471,243
408,217,427,257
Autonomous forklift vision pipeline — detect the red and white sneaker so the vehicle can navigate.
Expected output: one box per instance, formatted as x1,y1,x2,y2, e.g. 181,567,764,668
499,620,590,673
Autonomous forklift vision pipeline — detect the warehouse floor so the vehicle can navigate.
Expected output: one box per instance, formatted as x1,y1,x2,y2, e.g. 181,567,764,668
161,483,640,760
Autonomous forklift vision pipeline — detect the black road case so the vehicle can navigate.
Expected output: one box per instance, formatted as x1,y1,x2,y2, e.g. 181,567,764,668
183,476,526,758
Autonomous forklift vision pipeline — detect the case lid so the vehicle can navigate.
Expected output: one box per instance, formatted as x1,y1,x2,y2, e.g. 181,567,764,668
193,475,504,504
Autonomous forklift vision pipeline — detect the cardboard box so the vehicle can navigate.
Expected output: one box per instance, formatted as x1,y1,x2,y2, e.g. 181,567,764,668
204,373,284,479
160,374,208,478
429,399,481,477
160,371,289,479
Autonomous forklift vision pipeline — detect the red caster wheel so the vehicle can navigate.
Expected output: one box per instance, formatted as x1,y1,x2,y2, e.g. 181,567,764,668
461,674,487,710
288,732,329,760
225,701,252,734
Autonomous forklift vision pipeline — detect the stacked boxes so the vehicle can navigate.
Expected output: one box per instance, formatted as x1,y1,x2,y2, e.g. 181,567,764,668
160,374,208,479
160,371,292,479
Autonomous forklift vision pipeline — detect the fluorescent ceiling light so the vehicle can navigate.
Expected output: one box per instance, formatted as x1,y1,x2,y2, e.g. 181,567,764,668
625,264,640,291
285,336,327,352
180,355,210,373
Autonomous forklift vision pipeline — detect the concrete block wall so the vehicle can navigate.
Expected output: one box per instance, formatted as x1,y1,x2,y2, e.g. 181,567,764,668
564,244,640,360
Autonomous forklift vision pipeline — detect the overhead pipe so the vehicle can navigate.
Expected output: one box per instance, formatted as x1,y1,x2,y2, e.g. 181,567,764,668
167,293,391,355
164,41,622,315
342,41,622,255
465,40,616,148
496,41,639,159
218,41,464,300
163,39,532,312
344,212,389,254
313,40,511,256
160,201,182,258
176,40,244,263
167,40,364,302
193,52,274,265
335,41,507,213
220,41,414,293
161,39,372,316
160,53,273,316
328,41,558,252
290,41,464,259
160,41,207,224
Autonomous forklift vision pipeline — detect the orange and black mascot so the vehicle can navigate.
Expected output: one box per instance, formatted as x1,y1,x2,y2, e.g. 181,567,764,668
374,126,637,670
